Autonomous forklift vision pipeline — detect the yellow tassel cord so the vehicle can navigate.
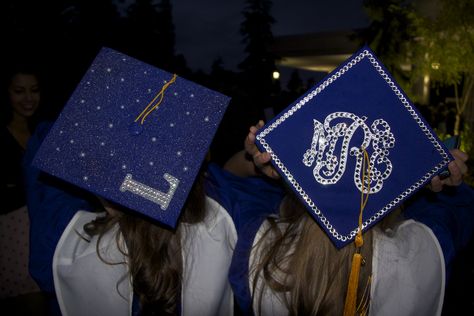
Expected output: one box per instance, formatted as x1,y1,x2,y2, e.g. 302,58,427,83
343,148,371,316
356,275,372,316
135,74,177,125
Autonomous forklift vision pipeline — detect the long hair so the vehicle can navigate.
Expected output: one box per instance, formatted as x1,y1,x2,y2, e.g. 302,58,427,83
84,170,207,316
251,191,374,316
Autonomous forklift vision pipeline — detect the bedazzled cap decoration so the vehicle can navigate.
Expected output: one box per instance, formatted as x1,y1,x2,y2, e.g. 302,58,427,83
32,47,230,227
255,46,453,248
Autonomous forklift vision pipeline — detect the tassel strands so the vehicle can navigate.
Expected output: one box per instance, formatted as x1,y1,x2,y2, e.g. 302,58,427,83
343,148,371,316
135,74,178,125
344,252,363,316
356,276,372,316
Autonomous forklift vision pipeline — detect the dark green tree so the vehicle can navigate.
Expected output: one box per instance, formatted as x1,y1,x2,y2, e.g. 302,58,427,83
125,0,177,71
356,0,420,95
155,0,176,68
209,57,239,94
412,0,474,137
209,0,279,166
239,0,279,105
74,0,120,47
355,0,474,185
287,69,305,96
58,0,121,71
1,0,64,49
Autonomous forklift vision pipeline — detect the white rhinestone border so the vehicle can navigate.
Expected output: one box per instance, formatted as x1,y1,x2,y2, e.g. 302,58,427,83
256,50,451,242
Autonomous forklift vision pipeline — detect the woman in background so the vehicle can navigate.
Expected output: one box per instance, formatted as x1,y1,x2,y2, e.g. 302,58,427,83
0,61,50,315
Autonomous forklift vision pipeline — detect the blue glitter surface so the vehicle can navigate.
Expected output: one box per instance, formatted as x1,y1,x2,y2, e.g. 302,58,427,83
32,47,231,227
255,46,453,248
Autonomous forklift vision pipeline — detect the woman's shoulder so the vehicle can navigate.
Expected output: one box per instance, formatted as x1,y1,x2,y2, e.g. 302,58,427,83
180,196,236,316
53,211,131,316
371,220,445,315
181,195,238,243
374,219,443,255
55,210,118,260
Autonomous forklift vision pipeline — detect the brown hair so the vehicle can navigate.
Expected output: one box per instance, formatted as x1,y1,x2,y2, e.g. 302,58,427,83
84,171,207,315
251,192,374,316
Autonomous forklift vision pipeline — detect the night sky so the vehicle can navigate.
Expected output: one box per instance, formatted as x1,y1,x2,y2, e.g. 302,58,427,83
170,0,370,72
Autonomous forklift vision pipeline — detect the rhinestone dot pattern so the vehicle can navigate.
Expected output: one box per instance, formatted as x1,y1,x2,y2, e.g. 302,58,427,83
256,48,451,246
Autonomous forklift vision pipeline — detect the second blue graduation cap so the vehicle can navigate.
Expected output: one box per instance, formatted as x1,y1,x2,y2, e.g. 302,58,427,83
256,46,452,248
32,47,230,228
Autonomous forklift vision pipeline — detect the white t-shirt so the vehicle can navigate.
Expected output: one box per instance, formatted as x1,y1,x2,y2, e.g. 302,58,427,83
53,196,237,316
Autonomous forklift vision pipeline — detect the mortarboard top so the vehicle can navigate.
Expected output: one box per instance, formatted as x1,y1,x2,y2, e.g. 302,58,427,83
32,47,230,228
255,46,453,248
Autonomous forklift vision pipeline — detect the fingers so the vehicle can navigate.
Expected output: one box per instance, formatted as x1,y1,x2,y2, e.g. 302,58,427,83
253,151,271,166
451,148,468,162
450,149,469,175
246,120,280,180
250,120,265,133
428,148,469,191
444,160,463,186
440,149,469,187
428,176,443,192
245,124,260,157
245,133,257,154
245,120,264,154
245,120,264,162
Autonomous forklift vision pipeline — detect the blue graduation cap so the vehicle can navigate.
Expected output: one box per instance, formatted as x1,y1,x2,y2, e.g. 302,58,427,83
32,47,230,228
255,46,452,248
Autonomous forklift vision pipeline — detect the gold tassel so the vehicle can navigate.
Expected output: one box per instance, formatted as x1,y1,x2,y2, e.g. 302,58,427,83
135,73,177,125
344,252,363,316
343,148,371,316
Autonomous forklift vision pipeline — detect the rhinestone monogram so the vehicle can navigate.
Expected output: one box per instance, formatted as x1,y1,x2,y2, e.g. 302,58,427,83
256,49,451,242
302,112,395,194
